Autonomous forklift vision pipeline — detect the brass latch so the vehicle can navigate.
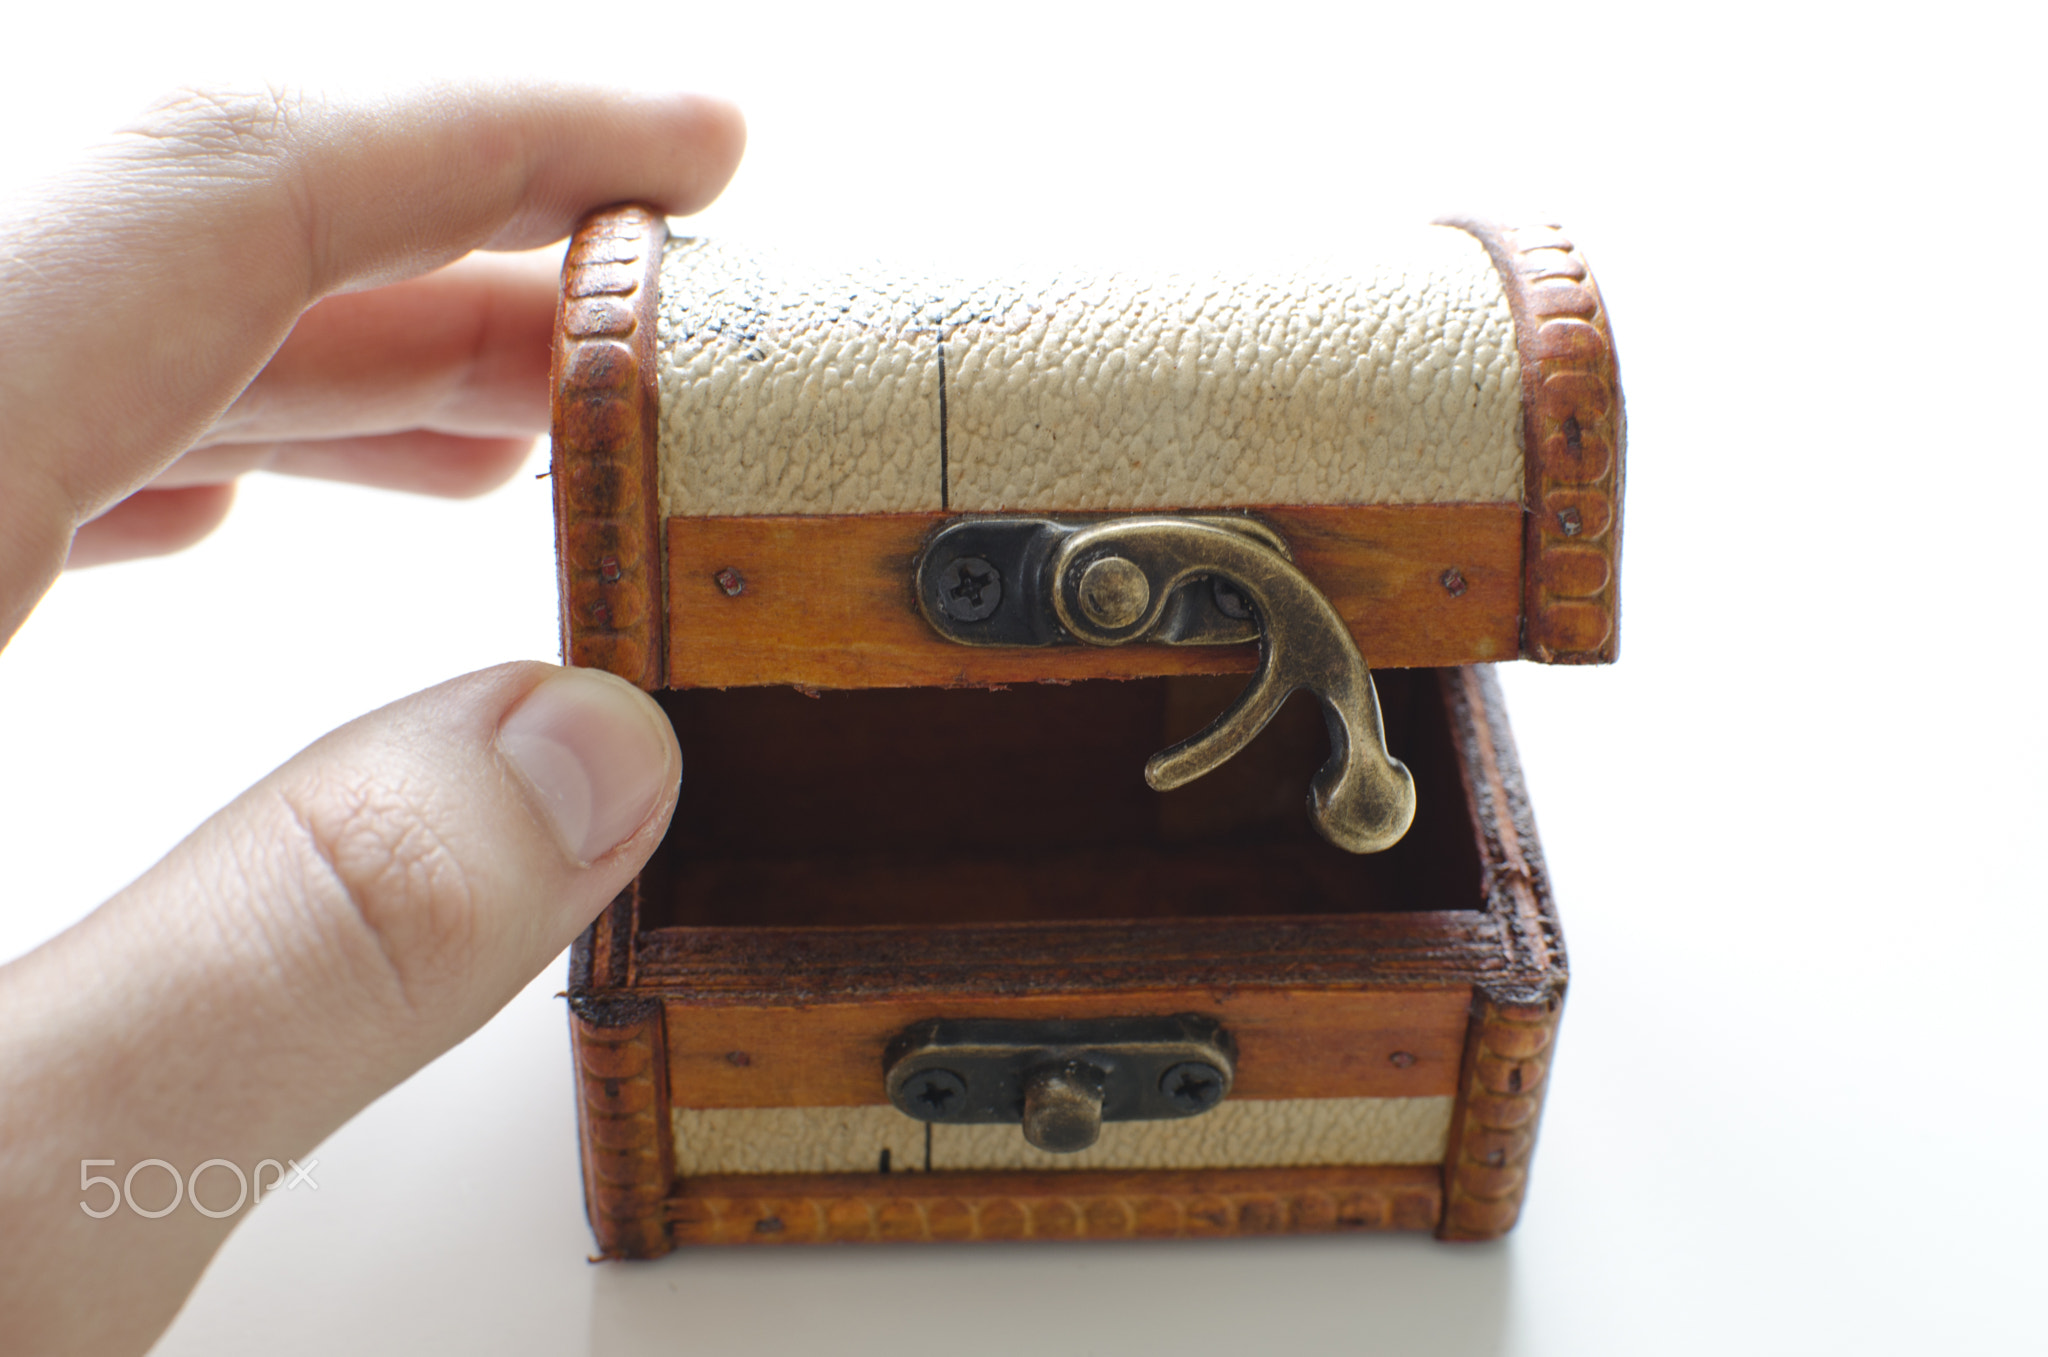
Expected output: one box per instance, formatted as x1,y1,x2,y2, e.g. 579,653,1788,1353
916,514,1417,853
884,1015,1237,1153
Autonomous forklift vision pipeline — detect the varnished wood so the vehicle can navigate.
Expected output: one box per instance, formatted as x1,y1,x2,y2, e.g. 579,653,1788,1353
664,504,1522,690
667,1165,1443,1245
663,988,1470,1110
568,994,673,1259
1445,221,1624,664
568,887,636,992
1439,666,1566,984
1438,988,1563,1242
552,206,667,689
634,911,1508,999
1433,664,1566,1240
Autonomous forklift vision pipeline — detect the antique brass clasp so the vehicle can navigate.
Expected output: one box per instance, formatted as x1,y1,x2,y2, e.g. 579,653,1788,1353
916,514,1417,854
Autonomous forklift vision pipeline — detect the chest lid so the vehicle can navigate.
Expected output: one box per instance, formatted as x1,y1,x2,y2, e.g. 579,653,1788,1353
549,207,1623,699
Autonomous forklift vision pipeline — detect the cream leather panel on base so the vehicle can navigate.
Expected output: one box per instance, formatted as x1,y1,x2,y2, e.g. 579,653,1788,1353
655,229,1520,520
670,1097,1453,1176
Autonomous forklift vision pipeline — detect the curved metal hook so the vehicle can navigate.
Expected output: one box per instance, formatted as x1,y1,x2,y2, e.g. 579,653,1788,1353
1050,517,1416,854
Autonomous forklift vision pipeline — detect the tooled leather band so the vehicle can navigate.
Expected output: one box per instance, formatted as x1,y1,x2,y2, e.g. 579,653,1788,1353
1438,989,1563,1241
567,993,674,1258
667,1165,1442,1245
1443,221,1624,664
551,206,668,688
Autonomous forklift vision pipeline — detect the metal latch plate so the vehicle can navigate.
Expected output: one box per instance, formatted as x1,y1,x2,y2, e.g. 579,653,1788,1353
918,515,1277,648
884,1015,1236,1153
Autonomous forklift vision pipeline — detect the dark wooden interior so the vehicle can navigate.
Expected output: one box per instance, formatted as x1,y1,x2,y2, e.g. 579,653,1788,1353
638,667,1484,929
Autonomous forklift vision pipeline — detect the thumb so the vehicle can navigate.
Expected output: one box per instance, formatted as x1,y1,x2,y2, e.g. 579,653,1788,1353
0,662,678,1356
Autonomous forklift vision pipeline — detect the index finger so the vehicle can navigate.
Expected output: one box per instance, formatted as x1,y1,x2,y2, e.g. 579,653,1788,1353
0,82,743,648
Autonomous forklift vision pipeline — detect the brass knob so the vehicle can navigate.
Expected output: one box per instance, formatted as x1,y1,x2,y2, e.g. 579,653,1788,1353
1020,1063,1106,1153
1075,556,1151,629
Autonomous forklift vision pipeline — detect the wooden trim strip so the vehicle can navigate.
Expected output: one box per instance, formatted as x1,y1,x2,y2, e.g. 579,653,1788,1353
1434,665,1566,1240
566,886,635,993
666,1165,1442,1244
1438,988,1564,1241
552,206,668,689
1440,666,1567,986
1444,221,1624,664
569,993,676,1259
664,503,1521,690
661,988,1470,1110
631,910,1510,998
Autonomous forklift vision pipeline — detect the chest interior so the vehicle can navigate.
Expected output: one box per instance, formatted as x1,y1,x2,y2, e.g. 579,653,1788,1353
639,667,1483,933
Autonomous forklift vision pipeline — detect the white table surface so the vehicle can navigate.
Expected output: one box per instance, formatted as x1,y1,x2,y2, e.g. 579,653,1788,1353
2,4,2042,1352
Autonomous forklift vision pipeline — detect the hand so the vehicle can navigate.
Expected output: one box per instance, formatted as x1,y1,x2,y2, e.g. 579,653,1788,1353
0,84,742,1355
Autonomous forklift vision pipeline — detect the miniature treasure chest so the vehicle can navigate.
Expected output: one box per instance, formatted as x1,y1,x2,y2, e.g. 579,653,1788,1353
551,206,1621,1256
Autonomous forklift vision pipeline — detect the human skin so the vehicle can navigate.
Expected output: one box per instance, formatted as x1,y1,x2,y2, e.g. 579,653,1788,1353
0,84,745,1355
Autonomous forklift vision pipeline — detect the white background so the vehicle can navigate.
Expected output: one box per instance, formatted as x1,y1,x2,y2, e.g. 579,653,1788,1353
2,2,2044,1352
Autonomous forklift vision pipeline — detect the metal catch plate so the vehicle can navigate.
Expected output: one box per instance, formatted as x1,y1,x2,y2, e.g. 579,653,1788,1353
884,1015,1237,1154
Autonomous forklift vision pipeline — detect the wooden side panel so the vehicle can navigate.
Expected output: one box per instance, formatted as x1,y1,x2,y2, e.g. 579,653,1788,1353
668,1165,1442,1245
1445,220,1624,664
570,996,675,1260
664,503,1520,689
662,988,1472,1109
552,206,668,689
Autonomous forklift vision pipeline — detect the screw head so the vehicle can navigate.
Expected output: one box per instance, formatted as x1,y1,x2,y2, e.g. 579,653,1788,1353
937,558,1002,622
1210,576,1253,620
1159,1061,1226,1114
900,1068,968,1119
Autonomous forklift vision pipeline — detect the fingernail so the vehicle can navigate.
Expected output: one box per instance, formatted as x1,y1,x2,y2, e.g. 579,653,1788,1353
498,669,676,863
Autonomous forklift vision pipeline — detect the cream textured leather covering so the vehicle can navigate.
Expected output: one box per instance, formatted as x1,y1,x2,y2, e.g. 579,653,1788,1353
670,1097,1453,1176
654,230,1521,519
